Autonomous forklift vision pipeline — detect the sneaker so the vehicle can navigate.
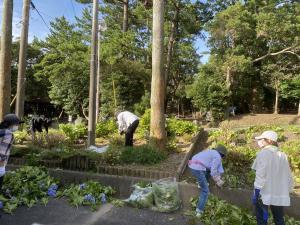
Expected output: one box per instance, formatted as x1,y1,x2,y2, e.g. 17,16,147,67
195,208,203,218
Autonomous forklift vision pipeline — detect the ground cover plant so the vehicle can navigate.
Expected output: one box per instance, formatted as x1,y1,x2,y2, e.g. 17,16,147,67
0,166,115,214
207,125,300,188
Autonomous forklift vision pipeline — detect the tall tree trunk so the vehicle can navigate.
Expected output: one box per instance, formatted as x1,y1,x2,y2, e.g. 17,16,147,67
0,0,13,120
274,81,279,114
122,0,129,32
150,0,166,150
87,0,99,146
16,0,31,119
298,100,300,116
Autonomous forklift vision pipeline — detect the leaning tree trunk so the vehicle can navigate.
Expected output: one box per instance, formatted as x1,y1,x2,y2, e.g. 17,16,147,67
0,0,13,120
122,0,129,32
274,82,279,114
150,0,166,151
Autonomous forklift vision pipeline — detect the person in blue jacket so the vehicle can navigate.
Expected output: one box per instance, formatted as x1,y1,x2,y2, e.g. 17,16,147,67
188,144,227,217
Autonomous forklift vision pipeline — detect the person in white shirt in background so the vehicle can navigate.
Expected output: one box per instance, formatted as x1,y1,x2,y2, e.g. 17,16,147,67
252,130,294,225
115,111,139,146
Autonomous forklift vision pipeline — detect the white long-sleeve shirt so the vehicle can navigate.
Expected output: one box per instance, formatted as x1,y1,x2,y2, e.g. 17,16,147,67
251,145,294,206
117,111,139,132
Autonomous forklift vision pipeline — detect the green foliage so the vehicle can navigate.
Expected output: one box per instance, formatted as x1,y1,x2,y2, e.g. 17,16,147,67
13,131,29,145
32,129,67,149
186,65,230,121
189,195,300,225
136,109,151,139
59,123,87,142
59,181,115,210
119,145,166,165
96,119,118,138
190,195,256,225
1,166,58,214
134,91,151,116
166,118,199,137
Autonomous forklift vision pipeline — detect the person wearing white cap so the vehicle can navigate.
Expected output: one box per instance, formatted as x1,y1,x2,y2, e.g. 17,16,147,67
252,130,294,225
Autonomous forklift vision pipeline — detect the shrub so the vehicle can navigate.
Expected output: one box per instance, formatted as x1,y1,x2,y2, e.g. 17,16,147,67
59,123,87,142
120,145,166,165
96,119,118,137
166,118,198,137
136,109,151,139
14,130,29,145
32,129,67,149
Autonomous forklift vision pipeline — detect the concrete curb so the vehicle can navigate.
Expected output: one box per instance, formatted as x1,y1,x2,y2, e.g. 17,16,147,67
7,165,300,219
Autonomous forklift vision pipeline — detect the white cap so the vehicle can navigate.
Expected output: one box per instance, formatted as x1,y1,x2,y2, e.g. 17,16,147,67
255,130,278,142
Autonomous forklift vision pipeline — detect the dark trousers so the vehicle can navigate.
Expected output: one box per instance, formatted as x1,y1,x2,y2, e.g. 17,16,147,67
255,201,285,225
125,120,139,146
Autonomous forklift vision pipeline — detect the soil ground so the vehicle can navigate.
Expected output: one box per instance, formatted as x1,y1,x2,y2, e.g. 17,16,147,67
219,113,300,128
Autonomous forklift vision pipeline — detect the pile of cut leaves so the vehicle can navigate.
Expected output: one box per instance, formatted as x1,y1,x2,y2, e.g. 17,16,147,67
189,195,300,225
0,166,58,213
0,166,115,213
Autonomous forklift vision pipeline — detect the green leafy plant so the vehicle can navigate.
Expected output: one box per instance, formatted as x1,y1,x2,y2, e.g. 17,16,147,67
59,123,87,142
0,166,58,214
96,119,118,138
13,130,29,145
119,145,166,165
189,195,300,225
59,180,115,211
166,118,199,137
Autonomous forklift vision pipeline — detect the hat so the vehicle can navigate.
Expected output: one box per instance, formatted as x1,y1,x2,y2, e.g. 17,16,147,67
255,130,278,142
3,114,22,126
213,144,228,156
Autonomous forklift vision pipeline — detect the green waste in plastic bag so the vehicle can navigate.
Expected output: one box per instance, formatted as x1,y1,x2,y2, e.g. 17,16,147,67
151,177,181,212
124,184,154,208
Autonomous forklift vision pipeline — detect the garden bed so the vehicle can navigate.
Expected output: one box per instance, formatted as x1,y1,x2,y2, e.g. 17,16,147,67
182,124,300,192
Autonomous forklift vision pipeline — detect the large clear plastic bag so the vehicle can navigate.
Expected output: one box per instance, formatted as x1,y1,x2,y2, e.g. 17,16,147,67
124,184,154,208
151,177,181,212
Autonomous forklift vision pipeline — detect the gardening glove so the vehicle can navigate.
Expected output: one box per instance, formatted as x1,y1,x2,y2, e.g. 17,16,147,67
213,175,224,187
252,188,260,205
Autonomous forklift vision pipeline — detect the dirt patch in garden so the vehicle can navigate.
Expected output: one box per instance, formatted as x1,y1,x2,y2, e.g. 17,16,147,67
219,114,300,128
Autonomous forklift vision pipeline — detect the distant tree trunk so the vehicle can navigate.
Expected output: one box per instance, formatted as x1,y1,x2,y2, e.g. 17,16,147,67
274,81,279,114
150,0,166,151
0,0,13,120
122,0,129,32
95,27,101,123
226,66,232,89
165,4,179,84
298,100,300,116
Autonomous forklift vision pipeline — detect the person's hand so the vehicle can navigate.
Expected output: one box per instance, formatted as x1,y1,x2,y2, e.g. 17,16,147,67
252,188,260,205
119,131,124,135
213,175,224,187
216,179,224,187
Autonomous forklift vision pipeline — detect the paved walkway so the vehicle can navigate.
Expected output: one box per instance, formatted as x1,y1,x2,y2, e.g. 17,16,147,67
0,199,202,225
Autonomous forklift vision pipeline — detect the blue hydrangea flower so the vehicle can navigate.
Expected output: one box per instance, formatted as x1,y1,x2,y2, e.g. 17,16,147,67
47,189,57,197
100,193,107,204
49,184,58,191
84,194,96,203
0,201,3,209
79,183,86,190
